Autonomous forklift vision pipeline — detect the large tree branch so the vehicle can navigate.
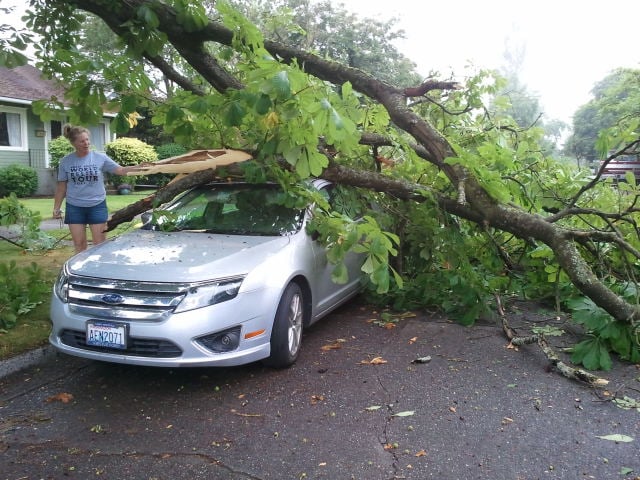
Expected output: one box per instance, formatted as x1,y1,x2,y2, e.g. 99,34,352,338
66,0,640,326
143,54,207,95
71,0,242,93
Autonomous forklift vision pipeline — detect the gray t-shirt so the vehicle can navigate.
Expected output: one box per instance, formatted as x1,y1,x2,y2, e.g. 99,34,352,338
57,151,120,207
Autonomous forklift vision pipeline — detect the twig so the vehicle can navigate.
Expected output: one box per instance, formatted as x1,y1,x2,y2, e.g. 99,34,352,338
0,234,26,249
494,293,609,387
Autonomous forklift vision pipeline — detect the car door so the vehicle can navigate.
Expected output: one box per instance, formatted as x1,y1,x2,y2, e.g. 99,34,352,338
310,184,366,318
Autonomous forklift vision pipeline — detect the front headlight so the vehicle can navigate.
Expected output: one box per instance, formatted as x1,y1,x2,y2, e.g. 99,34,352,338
174,276,245,313
54,265,70,302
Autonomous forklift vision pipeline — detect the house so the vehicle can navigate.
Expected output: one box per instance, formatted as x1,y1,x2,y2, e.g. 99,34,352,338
0,65,115,195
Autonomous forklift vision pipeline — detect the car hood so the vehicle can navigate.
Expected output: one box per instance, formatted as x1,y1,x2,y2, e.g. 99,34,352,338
66,230,291,282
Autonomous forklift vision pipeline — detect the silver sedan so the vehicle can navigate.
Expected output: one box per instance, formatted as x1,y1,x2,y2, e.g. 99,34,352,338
49,180,365,368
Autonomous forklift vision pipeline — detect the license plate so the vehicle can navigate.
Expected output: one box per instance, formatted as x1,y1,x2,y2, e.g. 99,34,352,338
86,321,128,349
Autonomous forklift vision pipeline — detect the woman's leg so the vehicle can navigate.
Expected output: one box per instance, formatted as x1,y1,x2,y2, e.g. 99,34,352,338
68,223,88,253
66,200,108,252
89,223,107,246
87,200,109,247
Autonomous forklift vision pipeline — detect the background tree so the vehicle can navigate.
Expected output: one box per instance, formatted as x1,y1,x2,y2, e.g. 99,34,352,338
0,3,32,67
493,39,568,158
12,0,640,374
564,68,640,166
232,0,421,87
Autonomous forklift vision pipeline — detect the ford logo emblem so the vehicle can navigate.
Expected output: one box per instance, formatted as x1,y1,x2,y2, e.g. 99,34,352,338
102,293,125,305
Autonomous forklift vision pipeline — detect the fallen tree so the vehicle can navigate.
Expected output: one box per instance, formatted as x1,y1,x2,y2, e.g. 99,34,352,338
19,0,640,375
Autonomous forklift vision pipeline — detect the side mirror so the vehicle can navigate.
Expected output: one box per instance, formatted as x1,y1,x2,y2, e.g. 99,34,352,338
140,211,153,230
306,224,321,241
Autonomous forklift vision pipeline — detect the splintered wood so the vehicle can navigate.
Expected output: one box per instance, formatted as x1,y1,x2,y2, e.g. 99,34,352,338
126,149,252,175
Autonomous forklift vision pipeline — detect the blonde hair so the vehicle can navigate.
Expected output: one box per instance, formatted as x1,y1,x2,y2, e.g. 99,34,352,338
63,125,90,143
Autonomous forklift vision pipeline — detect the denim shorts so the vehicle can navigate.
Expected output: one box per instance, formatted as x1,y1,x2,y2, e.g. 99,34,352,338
64,200,108,225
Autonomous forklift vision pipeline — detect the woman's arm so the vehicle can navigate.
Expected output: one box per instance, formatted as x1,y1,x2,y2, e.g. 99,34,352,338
53,181,67,218
112,163,151,176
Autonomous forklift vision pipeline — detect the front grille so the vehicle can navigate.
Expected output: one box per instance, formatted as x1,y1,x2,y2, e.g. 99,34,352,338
65,275,188,321
60,329,182,358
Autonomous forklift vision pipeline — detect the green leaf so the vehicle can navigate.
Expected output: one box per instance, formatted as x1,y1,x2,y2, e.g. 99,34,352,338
282,145,302,166
613,396,640,411
121,95,137,113
225,101,246,127
457,301,482,326
531,326,564,337
372,264,390,293
137,5,159,28
595,434,633,443
572,338,612,371
113,112,130,134
361,255,375,274
295,156,311,178
174,0,208,31
330,108,344,130
331,263,348,284
308,150,328,177
569,299,612,332
392,411,415,417
189,97,210,114
254,94,272,115
271,71,291,99
624,170,637,186
390,267,404,289
370,236,389,257
165,105,184,125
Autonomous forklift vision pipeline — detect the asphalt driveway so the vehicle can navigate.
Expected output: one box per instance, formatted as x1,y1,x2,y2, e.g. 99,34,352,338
1,299,639,479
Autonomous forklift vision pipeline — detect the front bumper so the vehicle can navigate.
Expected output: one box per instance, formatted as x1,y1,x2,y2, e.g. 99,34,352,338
49,289,278,367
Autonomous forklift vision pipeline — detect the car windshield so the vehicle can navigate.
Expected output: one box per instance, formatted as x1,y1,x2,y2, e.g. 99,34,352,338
147,184,305,236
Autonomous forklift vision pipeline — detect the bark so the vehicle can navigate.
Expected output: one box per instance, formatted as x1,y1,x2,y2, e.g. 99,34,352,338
106,168,222,229
66,0,640,326
497,295,609,387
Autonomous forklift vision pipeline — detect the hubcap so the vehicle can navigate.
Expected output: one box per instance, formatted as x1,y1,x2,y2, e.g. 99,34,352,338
287,292,303,355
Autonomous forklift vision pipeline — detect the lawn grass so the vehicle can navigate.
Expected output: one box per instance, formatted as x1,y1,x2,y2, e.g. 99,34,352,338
21,190,157,217
0,191,156,361
0,242,74,360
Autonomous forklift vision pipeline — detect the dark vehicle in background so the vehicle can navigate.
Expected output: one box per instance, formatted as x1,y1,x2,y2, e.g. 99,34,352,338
597,154,640,182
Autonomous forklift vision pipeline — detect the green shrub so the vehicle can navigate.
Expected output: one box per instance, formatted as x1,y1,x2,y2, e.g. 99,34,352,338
0,165,38,198
106,137,158,165
105,137,158,186
0,260,50,330
0,193,56,250
47,136,74,169
149,143,187,187
156,142,187,160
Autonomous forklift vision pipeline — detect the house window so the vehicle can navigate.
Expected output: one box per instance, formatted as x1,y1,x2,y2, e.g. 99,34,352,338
0,108,27,149
88,123,108,151
51,120,62,139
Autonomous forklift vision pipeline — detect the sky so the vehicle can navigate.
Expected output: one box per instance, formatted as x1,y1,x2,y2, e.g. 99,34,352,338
3,0,640,127
338,0,640,125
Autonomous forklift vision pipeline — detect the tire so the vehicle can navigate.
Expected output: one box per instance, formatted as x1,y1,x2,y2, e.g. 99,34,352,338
263,283,304,368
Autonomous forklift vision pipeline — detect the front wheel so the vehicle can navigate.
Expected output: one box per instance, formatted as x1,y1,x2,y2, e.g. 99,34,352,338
263,283,304,368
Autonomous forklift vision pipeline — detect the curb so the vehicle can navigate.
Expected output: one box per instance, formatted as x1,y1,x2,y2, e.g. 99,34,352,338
0,345,56,379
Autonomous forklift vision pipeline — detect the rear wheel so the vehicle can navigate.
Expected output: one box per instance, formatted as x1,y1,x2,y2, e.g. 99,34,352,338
263,283,304,368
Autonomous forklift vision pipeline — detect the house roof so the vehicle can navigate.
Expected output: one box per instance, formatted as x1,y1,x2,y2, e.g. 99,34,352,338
0,64,67,103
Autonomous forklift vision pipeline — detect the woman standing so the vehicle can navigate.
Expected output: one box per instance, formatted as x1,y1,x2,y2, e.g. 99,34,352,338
52,125,139,253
